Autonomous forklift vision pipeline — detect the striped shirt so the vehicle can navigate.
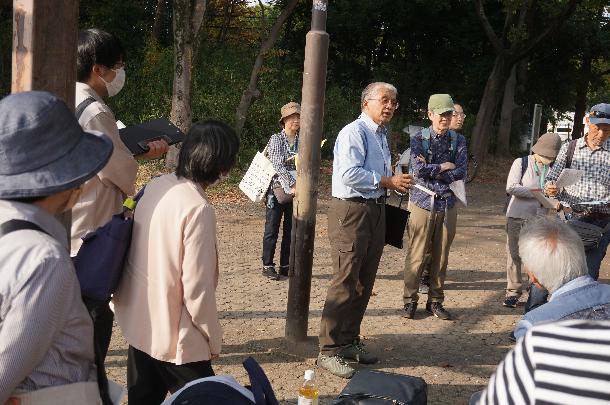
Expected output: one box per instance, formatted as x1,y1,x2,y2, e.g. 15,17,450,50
0,200,95,402
545,136,610,214
477,320,610,405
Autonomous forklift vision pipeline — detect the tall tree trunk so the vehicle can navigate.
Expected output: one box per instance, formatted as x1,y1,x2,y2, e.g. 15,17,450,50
234,0,299,137
496,64,517,156
166,0,207,169
470,57,511,160
572,51,592,140
152,0,166,42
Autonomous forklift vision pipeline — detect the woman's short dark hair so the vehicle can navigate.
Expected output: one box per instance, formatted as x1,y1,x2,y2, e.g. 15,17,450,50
176,120,240,185
77,28,126,82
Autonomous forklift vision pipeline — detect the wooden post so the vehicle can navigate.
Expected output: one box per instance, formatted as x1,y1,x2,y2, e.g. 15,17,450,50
12,0,79,239
12,0,79,109
285,0,329,342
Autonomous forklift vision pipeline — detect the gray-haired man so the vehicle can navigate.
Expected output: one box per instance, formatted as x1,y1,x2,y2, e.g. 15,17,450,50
317,82,413,378
513,217,610,339
0,92,113,403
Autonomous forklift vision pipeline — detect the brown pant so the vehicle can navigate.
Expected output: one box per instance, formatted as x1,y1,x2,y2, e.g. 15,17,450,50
319,198,385,355
403,202,457,304
505,217,527,297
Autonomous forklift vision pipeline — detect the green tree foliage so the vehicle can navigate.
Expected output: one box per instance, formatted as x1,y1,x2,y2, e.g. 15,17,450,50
2,0,610,161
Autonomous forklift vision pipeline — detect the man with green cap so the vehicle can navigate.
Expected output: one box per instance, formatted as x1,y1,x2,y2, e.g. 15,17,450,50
403,94,468,320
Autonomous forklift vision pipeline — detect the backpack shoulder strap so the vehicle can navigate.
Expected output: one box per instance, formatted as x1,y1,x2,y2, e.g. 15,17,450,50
75,96,97,121
420,127,432,162
448,130,459,162
520,156,528,183
565,139,577,169
0,219,48,238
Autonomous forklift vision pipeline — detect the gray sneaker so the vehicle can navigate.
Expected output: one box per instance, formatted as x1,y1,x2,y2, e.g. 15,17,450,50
340,340,378,364
316,353,355,378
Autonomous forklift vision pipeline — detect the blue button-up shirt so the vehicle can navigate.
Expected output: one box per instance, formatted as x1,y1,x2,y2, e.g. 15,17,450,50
332,113,392,199
409,127,468,212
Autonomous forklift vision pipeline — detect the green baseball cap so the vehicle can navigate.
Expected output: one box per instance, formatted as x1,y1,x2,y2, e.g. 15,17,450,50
428,94,455,114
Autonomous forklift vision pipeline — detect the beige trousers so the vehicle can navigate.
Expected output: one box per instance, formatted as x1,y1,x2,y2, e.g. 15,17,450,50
13,382,101,405
403,202,457,304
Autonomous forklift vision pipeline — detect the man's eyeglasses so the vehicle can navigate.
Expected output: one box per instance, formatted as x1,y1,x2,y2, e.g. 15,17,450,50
590,110,610,119
368,98,399,109
453,112,466,119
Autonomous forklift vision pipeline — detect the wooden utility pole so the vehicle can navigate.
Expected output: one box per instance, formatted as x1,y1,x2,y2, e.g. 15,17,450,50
12,0,79,239
12,0,79,108
285,0,329,342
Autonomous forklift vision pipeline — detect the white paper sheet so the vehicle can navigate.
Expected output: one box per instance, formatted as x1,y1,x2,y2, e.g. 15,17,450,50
449,180,467,206
115,120,126,129
555,168,583,189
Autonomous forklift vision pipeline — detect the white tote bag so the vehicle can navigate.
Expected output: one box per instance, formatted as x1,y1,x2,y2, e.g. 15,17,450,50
239,147,277,202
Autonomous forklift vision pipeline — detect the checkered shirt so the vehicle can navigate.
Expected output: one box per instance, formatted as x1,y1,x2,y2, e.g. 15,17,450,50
266,130,298,191
546,136,610,214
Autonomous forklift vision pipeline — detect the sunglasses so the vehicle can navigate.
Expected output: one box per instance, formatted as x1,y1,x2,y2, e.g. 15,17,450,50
589,110,610,119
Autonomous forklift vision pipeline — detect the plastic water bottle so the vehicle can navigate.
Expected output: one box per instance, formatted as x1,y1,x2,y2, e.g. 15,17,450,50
297,369,319,405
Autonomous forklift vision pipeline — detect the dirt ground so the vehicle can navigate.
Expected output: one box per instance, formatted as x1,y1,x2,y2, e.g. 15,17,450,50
106,178,610,404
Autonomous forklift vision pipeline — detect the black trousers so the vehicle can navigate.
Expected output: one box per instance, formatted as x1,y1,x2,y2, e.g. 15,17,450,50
83,297,114,405
127,346,215,405
262,192,293,268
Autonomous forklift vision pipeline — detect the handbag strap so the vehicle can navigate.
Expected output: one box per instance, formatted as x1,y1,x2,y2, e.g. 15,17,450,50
242,357,279,405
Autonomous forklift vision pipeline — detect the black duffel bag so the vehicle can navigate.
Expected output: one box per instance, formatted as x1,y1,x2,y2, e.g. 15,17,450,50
334,370,427,405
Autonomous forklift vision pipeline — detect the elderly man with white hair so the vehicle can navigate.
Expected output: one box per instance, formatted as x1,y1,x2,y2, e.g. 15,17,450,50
513,217,610,340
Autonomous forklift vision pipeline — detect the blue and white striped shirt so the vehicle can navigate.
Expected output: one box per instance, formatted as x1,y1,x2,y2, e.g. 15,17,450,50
0,201,95,401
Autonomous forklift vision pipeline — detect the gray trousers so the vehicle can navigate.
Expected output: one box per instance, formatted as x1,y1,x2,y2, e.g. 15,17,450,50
505,217,527,298
319,198,385,355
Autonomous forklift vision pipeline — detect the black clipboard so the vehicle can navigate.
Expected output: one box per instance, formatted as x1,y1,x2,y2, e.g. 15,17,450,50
119,118,185,155
385,197,409,249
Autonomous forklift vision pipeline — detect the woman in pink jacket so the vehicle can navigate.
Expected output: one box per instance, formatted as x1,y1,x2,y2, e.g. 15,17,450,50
113,120,239,404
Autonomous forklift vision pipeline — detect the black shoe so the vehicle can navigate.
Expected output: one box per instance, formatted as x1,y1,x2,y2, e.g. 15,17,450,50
278,266,289,277
403,302,417,319
262,266,280,281
426,302,451,320
503,296,519,308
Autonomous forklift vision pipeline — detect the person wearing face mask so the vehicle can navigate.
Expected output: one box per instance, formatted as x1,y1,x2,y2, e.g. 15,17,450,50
261,102,301,280
72,28,169,395
503,133,562,309
112,121,239,404
0,92,113,404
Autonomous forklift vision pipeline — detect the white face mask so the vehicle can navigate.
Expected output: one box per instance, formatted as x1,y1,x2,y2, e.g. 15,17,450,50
101,67,125,97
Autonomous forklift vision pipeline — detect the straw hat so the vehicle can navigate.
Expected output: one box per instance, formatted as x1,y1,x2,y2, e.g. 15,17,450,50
279,102,301,126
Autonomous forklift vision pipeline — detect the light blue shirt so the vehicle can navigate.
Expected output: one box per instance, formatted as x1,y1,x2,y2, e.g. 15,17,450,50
331,112,392,199
514,275,599,339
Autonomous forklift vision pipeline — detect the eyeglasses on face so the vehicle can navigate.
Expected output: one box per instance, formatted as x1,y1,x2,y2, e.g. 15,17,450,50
368,98,399,109
453,112,466,119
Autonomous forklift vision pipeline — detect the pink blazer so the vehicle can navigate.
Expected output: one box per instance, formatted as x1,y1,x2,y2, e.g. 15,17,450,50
113,174,222,364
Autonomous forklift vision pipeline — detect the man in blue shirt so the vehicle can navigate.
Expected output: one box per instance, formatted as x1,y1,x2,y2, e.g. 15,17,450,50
403,94,468,321
317,82,414,378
